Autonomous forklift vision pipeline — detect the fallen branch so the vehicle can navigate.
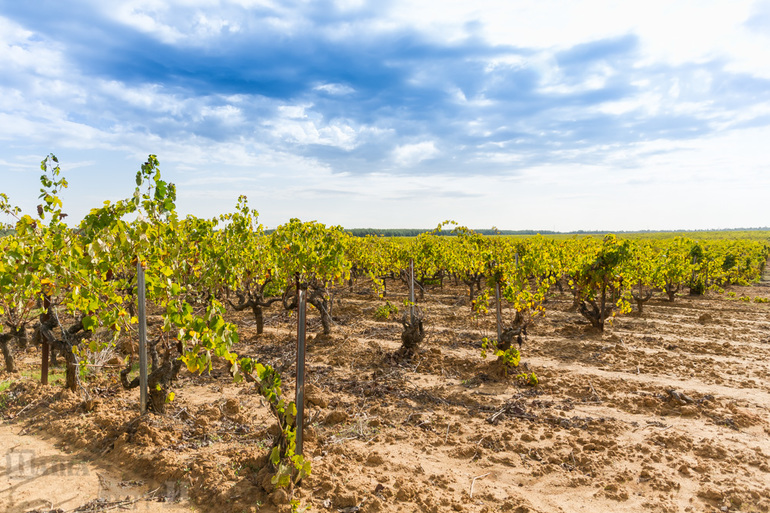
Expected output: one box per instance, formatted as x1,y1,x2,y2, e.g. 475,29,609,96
35,486,166,513
588,380,601,402
470,473,491,499
666,389,694,404
486,401,536,425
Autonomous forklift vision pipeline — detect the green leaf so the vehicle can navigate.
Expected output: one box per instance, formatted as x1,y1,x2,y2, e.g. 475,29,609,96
82,315,98,331
270,447,281,466
209,316,225,332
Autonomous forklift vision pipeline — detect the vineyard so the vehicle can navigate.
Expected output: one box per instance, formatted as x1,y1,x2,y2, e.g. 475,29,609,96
1,156,770,513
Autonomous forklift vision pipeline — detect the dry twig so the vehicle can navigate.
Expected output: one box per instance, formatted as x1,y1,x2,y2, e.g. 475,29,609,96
469,473,491,498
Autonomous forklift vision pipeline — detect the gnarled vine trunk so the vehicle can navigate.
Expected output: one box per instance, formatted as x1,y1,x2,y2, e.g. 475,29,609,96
0,331,19,373
397,311,424,359
463,273,484,309
632,283,653,315
62,319,85,392
229,284,282,335
665,282,679,302
308,287,332,335
578,279,615,332
120,339,183,414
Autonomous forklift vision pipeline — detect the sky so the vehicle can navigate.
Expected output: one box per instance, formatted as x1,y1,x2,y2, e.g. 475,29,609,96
1,0,769,232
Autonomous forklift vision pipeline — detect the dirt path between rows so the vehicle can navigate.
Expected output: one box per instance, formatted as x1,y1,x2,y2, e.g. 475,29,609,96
1,420,194,513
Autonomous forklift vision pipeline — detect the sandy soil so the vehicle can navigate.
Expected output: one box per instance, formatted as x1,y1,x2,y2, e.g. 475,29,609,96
0,421,195,512
1,272,769,513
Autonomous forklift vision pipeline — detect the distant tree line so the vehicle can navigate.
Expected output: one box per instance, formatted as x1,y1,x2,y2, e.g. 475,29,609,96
343,228,560,237
343,227,770,238
4,222,768,240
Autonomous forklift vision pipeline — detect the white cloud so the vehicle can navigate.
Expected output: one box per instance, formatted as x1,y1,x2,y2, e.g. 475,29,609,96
276,104,310,119
110,1,186,44
99,81,185,114
268,117,360,150
392,141,439,167
387,0,770,78
313,83,356,95
194,13,240,36
0,17,68,78
200,104,244,125
267,104,361,150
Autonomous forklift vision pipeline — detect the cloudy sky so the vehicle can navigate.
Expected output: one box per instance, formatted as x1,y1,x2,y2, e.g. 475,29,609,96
1,0,769,231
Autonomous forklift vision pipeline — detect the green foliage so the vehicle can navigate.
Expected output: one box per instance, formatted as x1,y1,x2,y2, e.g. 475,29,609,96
271,218,351,286
134,155,176,219
515,372,538,386
481,337,521,375
291,499,311,512
38,154,68,224
374,301,399,320
238,360,311,488
0,193,22,222
570,234,632,330
176,300,239,374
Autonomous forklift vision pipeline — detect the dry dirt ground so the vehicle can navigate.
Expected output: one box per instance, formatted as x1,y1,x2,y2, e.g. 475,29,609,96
1,273,769,513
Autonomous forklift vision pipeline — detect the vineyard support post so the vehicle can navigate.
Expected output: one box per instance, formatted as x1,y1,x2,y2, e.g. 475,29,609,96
41,294,50,385
295,284,307,456
409,258,415,325
495,280,502,342
137,260,148,415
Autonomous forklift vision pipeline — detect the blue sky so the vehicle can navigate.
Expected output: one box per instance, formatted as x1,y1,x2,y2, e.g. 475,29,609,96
1,0,769,231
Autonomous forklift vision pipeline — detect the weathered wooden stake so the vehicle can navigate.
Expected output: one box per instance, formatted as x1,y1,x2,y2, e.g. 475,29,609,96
495,281,503,342
137,260,148,415
41,294,50,386
409,258,415,325
295,283,307,456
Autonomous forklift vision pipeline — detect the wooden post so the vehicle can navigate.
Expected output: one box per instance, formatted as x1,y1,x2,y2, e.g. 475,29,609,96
40,294,51,385
295,281,307,456
137,260,148,415
409,258,415,325
495,280,503,342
